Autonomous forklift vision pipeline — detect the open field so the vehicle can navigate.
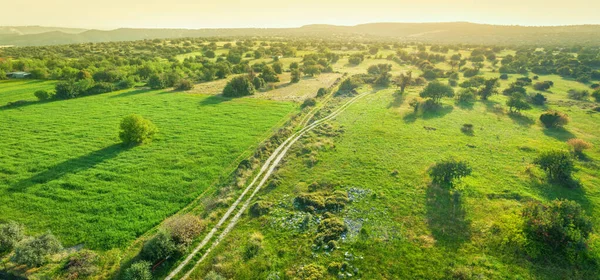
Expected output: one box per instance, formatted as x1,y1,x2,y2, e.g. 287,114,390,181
0,81,297,250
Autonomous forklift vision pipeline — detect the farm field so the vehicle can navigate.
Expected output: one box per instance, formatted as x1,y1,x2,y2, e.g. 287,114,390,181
0,81,297,250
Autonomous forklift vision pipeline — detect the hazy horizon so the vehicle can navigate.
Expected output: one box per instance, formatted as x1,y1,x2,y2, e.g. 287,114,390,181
2,0,600,30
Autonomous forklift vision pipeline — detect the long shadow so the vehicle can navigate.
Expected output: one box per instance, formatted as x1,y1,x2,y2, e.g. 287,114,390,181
9,144,130,192
542,127,576,142
482,100,504,115
109,88,151,98
199,94,231,106
508,112,535,127
426,184,471,248
0,99,57,111
422,105,454,119
455,101,474,110
387,93,405,108
527,176,594,217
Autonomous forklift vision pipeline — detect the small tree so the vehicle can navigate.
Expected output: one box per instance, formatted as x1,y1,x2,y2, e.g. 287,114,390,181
147,74,165,90
123,261,152,280
394,71,412,93
34,90,52,101
534,150,574,184
11,233,63,267
252,76,266,89
523,199,592,260
477,78,499,100
119,114,158,145
428,159,472,186
223,76,255,97
567,139,592,157
507,93,531,113
272,62,283,74
290,69,301,83
0,221,24,252
529,93,547,106
174,79,194,91
259,66,280,83
302,98,317,108
141,231,177,261
539,111,569,128
419,81,454,104
163,214,204,247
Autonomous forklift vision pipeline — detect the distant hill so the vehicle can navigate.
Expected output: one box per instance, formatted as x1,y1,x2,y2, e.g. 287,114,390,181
1,23,600,46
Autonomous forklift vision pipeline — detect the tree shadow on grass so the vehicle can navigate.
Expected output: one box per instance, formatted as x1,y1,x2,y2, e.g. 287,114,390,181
403,105,454,123
482,100,504,115
199,94,231,106
109,88,152,98
542,127,576,142
0,99,56,111
526,175,593,215
508,112,535,127
455,101,474,110
426,184,471,249
9,144,131,192
387,93,405,108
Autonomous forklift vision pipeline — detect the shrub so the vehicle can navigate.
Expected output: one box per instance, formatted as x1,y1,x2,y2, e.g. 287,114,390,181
539,111,569,128
117,78,136,89
86,82,116,95
141,231,177,261
147,74,166,89
456,88,476,103
65,249,99,278
592,89,600,102
302,98,317,108
250,201,272,217
338,77,362,92
290,69,301,83
523,200,592,261
243,232,263,260
204,271,226,280
119,114,158,145
163,214,203,246
175,79,194,91
463,68,479,78
223,76,255,97
0,221,25,252
499,73,509,80
12,233,63,267
123,261,152,280
534,150,574,184
293,264,326,280
252,76,266,89
533,81,553,91
567,89,590,101
567,139,592,156
461,124,474,135
259,66,280,83
428,159,472,186
529,93,547,105
316,88,327,97
315,217,347,244
34,90,52,101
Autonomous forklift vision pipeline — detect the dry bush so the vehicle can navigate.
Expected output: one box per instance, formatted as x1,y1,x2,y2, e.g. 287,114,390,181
567,138,593,154
163,214,204,246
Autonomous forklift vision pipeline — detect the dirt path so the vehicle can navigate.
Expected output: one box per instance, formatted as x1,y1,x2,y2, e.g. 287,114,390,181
165,91,369,280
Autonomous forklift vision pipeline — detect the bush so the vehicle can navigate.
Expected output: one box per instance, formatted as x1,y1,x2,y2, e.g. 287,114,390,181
119,114,158,145
86,82,116,95
461,124,474,135
204,271,226,280
316,88,328,97
243,232,263,260
117,78,136,89
65,250,99,278
147,74,166,89
567,89,590,101
123,261,152,280
448,79,458,87
523,200,592,262
463,68,479,78
302,98,317,108
0,221,24,253
592,89,600,102
534,81,554,91
534,150,574,184
456,88,476,103
428,159,472,186
34,90,52,101
499,73,509,80
338,77,362,92
529,93,547,106
250,201,272,217
539,111,569,128
223,76,255,97
12,233,63,267
163,214,204,246
290,69,301,83
175,79,194,91
141,231,177,261
315,217,347,244
567,139,592,156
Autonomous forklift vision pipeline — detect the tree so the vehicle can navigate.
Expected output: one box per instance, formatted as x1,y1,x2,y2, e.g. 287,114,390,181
119,114,158,145
163,214,204,247
428,159,472,187
11,233,63,267
141,231,177,261
530,93,547,105
419,81,454,103
147,74,165,89
303,65,321,77
252,76,266,89
54,80,78,99
394,71,412,93
0,221,24,253
523,200,592,260
534,150,575,184
593,89,600,102
223,76,255,97
34,90,52,101
302,98,317,108
540,111,569,128
290,69,301,83
175,79,194,91
259,66,280,82
226,52,242,64
478,78,499,100
272,62,283,74
123,261,152,280
507,92,531,113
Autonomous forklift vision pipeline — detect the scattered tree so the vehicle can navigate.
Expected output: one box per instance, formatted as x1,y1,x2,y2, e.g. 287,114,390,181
123,261,152,280
539,111,569,128
394,71,412,93
0,221,24,253
223,76,255,97
419,81,454,103
428,159,472,186
534,150,575,185
12,233,63,267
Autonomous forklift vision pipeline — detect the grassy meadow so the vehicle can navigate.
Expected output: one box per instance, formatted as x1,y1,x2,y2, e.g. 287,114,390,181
0,81,297,250
188,61,600,279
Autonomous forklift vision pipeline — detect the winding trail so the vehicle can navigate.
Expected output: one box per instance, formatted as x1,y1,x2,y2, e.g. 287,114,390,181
165,91,369,280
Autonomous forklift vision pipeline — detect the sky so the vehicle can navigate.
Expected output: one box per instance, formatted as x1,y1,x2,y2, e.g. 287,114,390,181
1,0,599,29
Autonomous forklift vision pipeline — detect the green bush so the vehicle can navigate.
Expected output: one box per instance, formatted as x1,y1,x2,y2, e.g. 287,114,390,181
428,159,472,186
592,89,600,102
223,76,255,97
117,77,136,89
0,221,25,253
252,76,266,89
204,271,226,280
567,89,590,101
456,88,476,103
123,261,152,280
316,88,328,97
534,150,574,185
315,217,347,244
461,124,474,135
302,98,317,108
529,93,547,105
523,199,592,262
539,111,569,128
34,90,52,101
11,233,63,267
243,232,263,260
249,201,272,217
141,231,177,261
119,114,158,145
65,249,99,278
290,69,301,83
147,74,166,90
175,79,194,91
